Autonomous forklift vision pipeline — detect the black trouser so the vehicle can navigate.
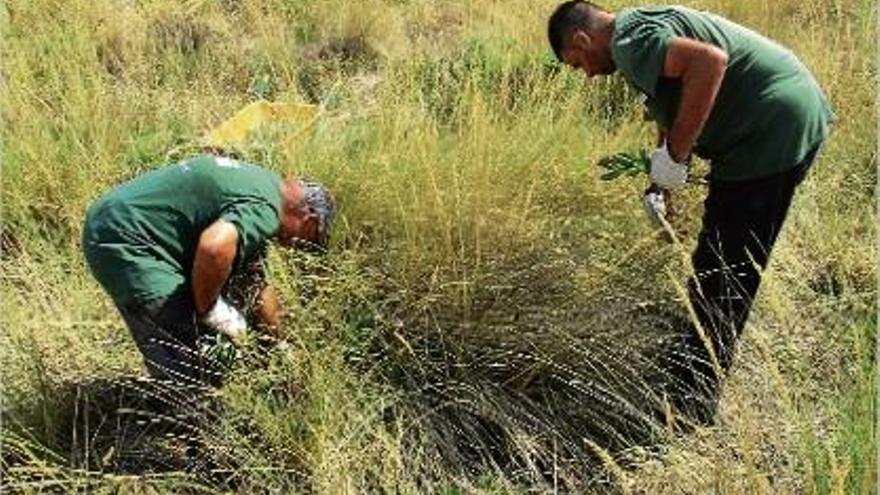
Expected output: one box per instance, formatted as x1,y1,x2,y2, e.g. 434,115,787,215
674,146,820,395
115,293,223,387
84,251,268,387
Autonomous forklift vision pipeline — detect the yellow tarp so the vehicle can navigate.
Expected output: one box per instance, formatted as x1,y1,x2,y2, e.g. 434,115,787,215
204,100,321,148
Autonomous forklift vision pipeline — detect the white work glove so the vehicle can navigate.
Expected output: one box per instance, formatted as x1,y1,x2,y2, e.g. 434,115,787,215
650,143,688,190
642,188,667,227
200,297,247,340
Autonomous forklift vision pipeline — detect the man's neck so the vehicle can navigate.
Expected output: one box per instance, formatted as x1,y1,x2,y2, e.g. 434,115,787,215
595,12,616,41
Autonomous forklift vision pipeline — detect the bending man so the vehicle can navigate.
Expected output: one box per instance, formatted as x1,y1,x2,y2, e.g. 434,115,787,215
547,2,832,423
83,154,335,386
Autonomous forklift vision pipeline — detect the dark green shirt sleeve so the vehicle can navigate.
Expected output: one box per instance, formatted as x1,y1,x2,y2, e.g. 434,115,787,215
612,20,674,98
220,200,279,270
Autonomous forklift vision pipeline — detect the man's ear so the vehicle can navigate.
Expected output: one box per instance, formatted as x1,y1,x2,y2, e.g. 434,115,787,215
306,212,320,239
571,30,592,51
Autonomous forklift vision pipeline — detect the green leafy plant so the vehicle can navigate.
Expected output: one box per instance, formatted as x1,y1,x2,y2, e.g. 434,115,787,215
199,333,238,370
597,150,651,181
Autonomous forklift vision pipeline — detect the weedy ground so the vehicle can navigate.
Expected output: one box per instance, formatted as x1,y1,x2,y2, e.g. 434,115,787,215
1,0,876,493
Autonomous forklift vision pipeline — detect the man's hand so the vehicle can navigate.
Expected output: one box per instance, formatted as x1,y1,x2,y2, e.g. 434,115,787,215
200,296,248,340
255,285,284,340
642,186,667,227
650,144,688,189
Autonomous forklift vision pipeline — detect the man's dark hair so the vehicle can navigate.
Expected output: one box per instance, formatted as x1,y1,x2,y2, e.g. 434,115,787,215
547,1,605,61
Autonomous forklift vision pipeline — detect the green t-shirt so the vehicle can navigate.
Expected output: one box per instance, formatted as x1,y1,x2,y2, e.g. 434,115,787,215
83,155,282,304
611,6,833,180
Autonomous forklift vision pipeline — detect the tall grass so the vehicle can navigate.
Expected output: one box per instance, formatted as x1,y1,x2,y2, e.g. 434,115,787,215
1,0,875,493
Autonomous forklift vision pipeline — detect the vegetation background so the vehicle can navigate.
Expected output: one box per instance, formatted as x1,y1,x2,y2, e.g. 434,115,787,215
1,0,876,493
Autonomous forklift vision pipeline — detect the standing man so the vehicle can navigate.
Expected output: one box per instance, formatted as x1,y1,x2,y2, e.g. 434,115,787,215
547,2,833,423
83,154,335,386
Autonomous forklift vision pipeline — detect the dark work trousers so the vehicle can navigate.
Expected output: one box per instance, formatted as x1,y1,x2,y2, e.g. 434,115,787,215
671,145,821,404
85,254,268,388
115,293,223,387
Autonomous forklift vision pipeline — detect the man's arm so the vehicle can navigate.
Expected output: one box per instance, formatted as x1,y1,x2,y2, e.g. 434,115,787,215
255,285,283,339
663,37,728,162
192,219,239,314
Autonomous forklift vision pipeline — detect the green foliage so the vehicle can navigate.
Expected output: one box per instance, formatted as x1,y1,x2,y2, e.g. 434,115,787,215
597,149,651,181
199,333,239,370
802,317,876,495
411,37,576,125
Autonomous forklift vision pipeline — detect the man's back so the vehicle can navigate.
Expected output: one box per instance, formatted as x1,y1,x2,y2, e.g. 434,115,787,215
83,155,282,303
612,6,833,179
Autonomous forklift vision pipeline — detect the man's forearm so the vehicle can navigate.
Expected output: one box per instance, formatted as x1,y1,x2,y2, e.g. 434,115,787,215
192,220,239,314
192,254,234,314
667,71,723,161
664,39,728,162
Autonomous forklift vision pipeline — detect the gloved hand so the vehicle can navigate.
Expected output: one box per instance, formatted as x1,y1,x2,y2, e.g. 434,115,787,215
200,297,247,340
650,143,688,190
642,187,667,227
